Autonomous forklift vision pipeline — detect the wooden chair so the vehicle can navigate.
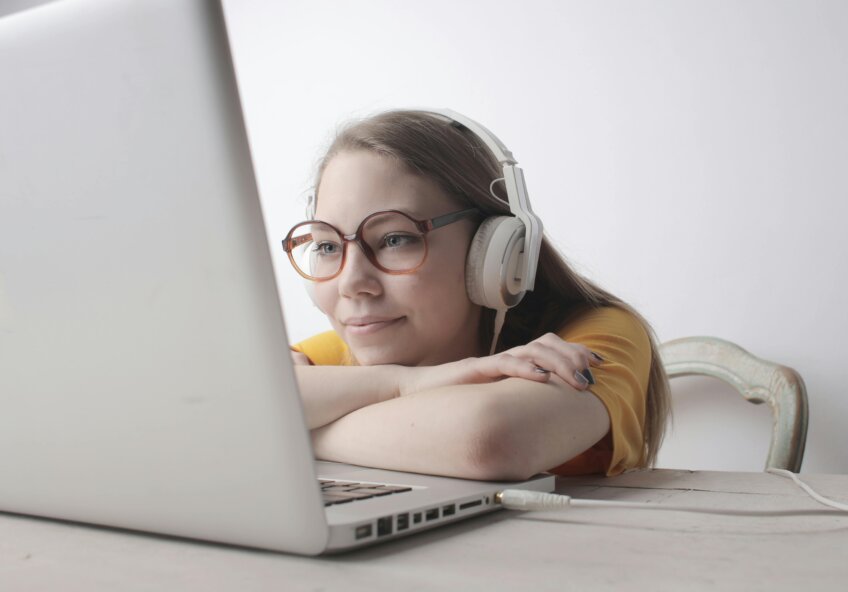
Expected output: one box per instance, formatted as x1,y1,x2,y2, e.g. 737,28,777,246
659,337,809,472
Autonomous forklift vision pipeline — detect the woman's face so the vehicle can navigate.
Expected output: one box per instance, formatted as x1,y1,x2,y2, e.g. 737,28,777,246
312,149,483,366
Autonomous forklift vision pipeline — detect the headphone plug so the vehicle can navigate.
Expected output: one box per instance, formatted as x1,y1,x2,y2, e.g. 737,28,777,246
494,489,574,511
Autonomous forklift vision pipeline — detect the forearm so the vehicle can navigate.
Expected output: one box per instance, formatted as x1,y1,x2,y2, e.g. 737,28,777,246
310,382,497,480
310,376,609,481
294,365,405,430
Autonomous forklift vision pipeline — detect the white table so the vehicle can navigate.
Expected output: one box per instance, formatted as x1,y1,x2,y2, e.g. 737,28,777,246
2,469,846,591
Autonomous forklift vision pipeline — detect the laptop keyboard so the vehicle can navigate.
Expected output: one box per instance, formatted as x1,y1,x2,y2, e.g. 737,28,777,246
319,479,413,507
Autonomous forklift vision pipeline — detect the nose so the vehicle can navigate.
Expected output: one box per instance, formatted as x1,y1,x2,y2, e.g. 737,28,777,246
336,239,382,298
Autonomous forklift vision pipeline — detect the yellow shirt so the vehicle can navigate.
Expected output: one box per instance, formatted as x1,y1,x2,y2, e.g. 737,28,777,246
291,306,651,476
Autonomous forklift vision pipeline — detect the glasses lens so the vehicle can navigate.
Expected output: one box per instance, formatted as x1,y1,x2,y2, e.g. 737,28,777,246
289,221,344,279
362,212,426,272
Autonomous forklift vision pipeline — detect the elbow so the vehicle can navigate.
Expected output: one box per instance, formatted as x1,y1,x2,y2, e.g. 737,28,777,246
460,386,612,482
462,402,539,482
474,462,537,483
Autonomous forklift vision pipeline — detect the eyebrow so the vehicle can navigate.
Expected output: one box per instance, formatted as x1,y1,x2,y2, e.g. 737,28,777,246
317,207,423,228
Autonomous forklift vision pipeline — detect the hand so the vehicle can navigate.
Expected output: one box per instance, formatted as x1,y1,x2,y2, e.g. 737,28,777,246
290,350,312,366
398,333,603,397
499,333,604,390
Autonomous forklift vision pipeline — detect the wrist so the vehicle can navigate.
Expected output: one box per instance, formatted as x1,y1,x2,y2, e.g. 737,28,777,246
392,364,418,399
393,358,473,398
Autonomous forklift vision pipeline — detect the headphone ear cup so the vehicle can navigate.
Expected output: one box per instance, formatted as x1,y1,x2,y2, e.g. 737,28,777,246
465,216,527,310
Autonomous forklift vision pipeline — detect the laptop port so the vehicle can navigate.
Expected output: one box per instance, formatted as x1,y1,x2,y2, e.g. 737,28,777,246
355,524,373,540
442,504,456,516
377,516,392,537
425,508,439,521
396,513,409,531
413,512,422,524
459,499,483,510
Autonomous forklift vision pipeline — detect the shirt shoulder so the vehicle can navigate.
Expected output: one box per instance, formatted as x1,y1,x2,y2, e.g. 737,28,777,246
548,306,653,476
290,331,351,366
557,306,652,390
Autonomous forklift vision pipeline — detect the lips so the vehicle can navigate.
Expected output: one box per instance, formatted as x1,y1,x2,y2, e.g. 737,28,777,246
342,316,405,336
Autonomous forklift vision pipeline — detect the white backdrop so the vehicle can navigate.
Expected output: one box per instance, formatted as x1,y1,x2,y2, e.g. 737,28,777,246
221,0,847,474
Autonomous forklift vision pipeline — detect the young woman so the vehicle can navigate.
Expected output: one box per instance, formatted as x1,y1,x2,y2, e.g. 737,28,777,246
285,109,670,481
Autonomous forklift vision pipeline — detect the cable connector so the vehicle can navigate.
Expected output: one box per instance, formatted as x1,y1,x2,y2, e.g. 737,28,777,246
494,489,574,511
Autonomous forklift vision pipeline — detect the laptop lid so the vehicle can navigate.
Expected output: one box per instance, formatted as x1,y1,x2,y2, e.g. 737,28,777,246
0,0,328,554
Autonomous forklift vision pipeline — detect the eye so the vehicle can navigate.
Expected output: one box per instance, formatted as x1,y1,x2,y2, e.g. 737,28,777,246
312,241,341,255
381,233,421,248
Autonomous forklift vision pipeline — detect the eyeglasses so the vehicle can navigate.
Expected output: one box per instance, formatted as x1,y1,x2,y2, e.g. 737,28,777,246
282,208,480,281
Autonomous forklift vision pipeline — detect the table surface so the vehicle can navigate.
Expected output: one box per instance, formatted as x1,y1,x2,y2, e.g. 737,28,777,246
2,469,847,592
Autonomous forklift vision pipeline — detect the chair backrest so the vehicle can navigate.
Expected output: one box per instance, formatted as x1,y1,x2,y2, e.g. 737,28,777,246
659,336,809,472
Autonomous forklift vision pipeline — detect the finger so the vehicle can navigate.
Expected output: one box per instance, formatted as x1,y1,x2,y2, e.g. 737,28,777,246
500,343,555,369
539,337,597,370
502,342,595,388
577,367,596,385
568,345,596,370
290,350,312,366
539,352,593,389
478,354,550,383
537,356,591,390
507,344,586,388
573,369,590,390
496,355,551,382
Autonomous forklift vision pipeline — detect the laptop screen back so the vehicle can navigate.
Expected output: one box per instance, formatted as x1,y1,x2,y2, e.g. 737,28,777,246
0,0,327,553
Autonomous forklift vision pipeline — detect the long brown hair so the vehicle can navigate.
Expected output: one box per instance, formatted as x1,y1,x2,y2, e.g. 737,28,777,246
311,110,670,467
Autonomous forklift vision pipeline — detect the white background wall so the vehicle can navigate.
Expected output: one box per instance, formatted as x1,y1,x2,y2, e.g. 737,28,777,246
220,0,847,474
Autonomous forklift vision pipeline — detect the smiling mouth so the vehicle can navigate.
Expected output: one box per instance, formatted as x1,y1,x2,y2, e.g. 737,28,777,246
344,317,404,336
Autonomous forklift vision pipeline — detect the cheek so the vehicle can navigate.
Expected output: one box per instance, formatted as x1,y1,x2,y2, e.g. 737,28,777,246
426,240,469,294
311,283,337,313
405,252,471,314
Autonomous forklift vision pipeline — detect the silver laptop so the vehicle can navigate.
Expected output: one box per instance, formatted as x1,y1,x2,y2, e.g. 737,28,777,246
0,0,554,555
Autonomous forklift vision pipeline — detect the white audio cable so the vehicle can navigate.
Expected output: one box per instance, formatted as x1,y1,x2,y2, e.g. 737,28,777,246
494,468,848,517
765,468,848,511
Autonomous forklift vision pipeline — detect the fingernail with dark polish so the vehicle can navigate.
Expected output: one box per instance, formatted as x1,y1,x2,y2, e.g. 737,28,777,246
534,366,550,374
574,370,589,386
591,352,605,363
581,368,596,385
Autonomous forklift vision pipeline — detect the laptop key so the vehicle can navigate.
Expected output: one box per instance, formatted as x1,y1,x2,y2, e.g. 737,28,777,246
346,488,394,496
373,485,412,493
322,495,356,506
322,485,365,492
324,491,376,500
318,480,414,506
322,482,362,489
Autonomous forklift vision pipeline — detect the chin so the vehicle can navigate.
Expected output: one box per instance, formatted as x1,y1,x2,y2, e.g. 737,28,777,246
350,345,418,367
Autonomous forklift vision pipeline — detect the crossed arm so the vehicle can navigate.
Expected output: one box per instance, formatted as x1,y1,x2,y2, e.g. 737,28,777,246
295,361,610,481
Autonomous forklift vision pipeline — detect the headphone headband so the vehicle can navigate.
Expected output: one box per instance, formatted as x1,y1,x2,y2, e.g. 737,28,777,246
422,108,517,166
417,108,543,293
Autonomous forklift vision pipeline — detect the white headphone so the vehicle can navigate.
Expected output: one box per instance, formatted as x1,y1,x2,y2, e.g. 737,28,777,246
428,108,543,309
303,108,543,354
